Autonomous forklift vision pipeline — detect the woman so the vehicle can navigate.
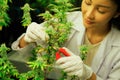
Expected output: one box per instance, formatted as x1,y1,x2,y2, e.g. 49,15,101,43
9,0,120,80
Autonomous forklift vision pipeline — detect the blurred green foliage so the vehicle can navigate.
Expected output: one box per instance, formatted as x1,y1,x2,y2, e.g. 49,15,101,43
0,0,84,80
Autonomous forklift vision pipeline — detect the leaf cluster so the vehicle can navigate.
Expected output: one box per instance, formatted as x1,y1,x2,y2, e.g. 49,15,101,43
0,0,86,80
0,44,19,80
28,0,74,79
80,45,90,60
21,3,33,27
27,0,87,79
0,0,11,27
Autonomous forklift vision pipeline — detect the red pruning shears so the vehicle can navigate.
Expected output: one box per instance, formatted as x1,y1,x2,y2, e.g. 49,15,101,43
56,48,70,60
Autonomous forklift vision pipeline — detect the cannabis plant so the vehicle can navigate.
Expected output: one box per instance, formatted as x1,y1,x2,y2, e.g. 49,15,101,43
0,44,19,80
20,0,88,79
21,3,33,27
24,0,73,79
0,0,11,30
0,0,88,80
26,0,89,79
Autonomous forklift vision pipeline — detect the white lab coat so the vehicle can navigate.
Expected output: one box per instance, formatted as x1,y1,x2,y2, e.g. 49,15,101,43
9,11,120,80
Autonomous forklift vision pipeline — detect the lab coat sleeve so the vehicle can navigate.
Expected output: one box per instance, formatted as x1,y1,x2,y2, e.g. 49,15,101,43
11,33,25,50
96,61,120,80
8,33,36,62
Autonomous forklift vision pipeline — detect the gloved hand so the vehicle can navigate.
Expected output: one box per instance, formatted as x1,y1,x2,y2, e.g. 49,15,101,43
56,47,93,80
24,22,49,47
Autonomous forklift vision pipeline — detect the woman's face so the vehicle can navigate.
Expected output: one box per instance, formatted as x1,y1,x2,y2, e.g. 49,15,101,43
81,0,118,29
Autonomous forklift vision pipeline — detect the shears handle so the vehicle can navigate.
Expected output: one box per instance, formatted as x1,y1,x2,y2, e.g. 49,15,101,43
56,48,70,60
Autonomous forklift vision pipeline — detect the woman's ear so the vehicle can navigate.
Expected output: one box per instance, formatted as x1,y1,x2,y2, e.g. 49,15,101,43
114,12,120,18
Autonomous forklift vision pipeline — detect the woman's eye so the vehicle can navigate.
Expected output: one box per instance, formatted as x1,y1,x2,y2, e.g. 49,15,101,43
85,0,91,5
98,11,105,14
97,8,106,14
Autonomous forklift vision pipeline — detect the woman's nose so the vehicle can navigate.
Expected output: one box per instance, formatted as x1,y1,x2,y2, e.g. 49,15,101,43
86,7,95,20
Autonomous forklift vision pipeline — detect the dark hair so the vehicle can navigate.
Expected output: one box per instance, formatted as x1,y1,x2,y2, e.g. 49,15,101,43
111,0,120,30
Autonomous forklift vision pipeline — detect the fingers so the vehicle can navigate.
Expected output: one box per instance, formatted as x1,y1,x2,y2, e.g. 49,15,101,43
24,22,49,43
56,54,84,77
24,29,41,43
56,56,81,69
31,29,44,40
67,70,82,77
62,47,74,56
56,56,83,77
31,28,49,42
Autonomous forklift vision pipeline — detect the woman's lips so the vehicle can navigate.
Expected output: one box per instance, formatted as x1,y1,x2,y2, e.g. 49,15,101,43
85,19,94,24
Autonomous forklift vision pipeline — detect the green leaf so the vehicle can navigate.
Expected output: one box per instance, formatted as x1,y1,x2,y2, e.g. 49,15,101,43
21,3,33,27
